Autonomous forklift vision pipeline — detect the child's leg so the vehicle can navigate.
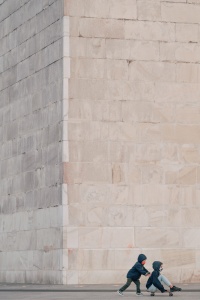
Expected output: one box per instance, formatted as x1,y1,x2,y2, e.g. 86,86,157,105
133,279,141,293
147,285,157,293
158,274,172,287
119,278,132,292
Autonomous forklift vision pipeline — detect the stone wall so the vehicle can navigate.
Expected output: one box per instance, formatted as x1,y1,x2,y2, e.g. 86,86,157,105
0,0,64,283
64,0,200,284
1,0,200,285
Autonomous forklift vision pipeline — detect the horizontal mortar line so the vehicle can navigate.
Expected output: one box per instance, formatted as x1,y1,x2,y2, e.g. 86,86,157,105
0,289,198,293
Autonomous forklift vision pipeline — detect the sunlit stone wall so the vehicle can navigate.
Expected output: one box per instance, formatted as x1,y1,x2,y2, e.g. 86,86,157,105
64,0,200,284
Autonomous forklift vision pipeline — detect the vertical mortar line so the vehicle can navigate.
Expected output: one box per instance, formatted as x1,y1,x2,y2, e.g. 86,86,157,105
62,13,70,284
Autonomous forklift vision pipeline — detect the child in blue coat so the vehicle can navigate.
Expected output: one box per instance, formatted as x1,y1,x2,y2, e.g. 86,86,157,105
146,261,182,296
117,254,150,296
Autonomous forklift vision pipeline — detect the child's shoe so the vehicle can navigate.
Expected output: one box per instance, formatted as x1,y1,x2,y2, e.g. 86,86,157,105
150,292,155,296
117,290,124,296
136,292,144,296
170,286,182,292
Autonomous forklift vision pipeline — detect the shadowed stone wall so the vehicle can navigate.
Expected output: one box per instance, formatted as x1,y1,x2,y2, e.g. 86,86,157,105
0,0,64,283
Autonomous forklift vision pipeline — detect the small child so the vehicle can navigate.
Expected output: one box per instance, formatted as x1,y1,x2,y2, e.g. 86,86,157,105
146,261,182,296
117,254,150,296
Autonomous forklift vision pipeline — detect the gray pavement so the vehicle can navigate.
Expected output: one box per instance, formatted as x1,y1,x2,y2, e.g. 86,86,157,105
0,284,199,300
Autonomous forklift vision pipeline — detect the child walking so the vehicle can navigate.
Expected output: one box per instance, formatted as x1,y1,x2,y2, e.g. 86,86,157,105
117,254,150,296
146,261,182,296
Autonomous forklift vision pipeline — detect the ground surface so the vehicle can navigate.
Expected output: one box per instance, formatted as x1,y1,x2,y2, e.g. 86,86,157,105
0,284,199,300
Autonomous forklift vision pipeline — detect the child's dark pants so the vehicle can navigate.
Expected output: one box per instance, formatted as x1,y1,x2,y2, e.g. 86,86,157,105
119,278,141,293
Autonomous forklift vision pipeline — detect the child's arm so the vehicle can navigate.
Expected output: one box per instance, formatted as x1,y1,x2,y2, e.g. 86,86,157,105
143,266,151,275
135,264,150,276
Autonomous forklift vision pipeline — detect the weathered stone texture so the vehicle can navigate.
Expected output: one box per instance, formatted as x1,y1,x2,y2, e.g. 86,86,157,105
1,0,200,285
0,0,64,284
64,0,200,285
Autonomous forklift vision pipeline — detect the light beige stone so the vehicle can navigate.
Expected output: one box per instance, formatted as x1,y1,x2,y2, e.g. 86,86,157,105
86,204,107,226
69,79,105,100
106,39,159,61
175,125,200,144
161,2,200,23
180,186,198,207
71,58,105,79
79,18,106,38
176,63,198,83
176,104,200,123
106,60,128,80
127,164,141,184
109,185,131,205
105,19,125,39
83,0,110,18
141,165,164,184
160,42,200,63
196,167,200,184
125,20,175,41
64,227,78,249
109,122,138,142
179,145,200,164
64,0,85,16
115,250,140,269
178,166,197,185
122,102,175,123
137,0,161,21
180,268,200,283
79,270,120,284
129,61,175,82
86,38,106,59
135,227,180,248
161,0,186,2
105,39,131,60
112,164,123,184
182,208,200,227
123,81,155,101
130,40,160,61
161,144,179,164
155,82,200,104
108,0,137,20
107,205,134,226
176,23,198,43
78,227,134,249
108,141,135,163
138,123,162,143
135,183,164,206
162,249,195,268
183,228,200,248
80,184,111,204
80,141,108,162
135,144,161,163
78,249,115,270
63,162,82,184
69,17,79,37
81,163,112,184
188,0,200,3
79,18,124,39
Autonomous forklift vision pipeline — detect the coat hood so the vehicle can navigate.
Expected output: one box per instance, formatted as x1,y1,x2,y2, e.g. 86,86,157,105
138,254,147,263
152,261,162,271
